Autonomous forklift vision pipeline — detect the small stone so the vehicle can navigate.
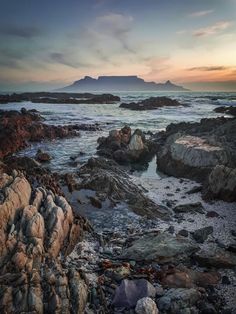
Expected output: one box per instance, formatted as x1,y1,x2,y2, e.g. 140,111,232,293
178,229,189,237
206,211,220,218
221,276,231,285
135,297,159,314
192,226,213,243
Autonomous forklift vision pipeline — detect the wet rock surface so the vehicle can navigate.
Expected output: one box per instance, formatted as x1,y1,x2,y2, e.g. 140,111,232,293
77,157,171,219
214,106,236,116
97,125,154,165
120,96,184,111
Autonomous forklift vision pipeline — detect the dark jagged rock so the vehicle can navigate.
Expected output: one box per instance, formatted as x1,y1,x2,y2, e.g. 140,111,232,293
97,126,154,165
78,157,171,219
0,170,89,313
214,106,236,116
36,149,52,162
0,109,81,159
0,92,120,104
173,202,205,214
192,226,213,243
120,96,184,111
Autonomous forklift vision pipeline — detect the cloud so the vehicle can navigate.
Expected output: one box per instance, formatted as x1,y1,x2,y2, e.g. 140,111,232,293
187,66,229,71
95,13,135,53
49,52,92,68
193,21,232,37
0,25,42,39
189,10,214,18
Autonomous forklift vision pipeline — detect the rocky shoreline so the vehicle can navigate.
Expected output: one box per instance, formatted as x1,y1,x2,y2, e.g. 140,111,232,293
0,103,236,313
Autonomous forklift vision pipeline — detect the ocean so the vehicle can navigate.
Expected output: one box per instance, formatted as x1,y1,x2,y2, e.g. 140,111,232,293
1,91,236,173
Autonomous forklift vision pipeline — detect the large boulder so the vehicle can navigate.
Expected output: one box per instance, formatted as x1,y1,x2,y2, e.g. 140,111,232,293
204,165,236,201
120,232,199,263
0,171,89,313
154,117,236,186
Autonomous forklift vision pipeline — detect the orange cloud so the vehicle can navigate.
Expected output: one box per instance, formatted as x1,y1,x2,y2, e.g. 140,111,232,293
193,20,233,37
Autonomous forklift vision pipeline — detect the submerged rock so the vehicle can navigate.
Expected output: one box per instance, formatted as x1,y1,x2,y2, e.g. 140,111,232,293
214,106,236,116
120,96,184,111
78,157,171,219
35,149,52,162
120,232,199,263
112,279,156,309
0,170,89,313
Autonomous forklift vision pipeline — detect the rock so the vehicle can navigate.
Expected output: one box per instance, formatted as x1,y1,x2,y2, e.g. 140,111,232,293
194,246,236,268
227,243,236,253
135,297,159,314
120,232,199,263
112,279,156,309
214,106,236,116
0,92,120,105
205,165,236,202
154,117,236,185
192,226,213,243
178,229,189,237
160,267,220,288
78,158,171,219
206,211,220,218
0,171,89,313
120,97,184,111
36,149,52,162
157,288,201,313
222,276,231,285
173,202,205,214
97,126,152,164
0,109,80,158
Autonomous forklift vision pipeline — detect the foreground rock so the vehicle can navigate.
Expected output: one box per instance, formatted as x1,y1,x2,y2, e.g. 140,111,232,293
157,288,201,313
0,170,89,313
135,297,159,314
120,232,199,263
97,126,154,164
78,157,171,219
0,92,120,104
120,97,184,111
112,279,156,309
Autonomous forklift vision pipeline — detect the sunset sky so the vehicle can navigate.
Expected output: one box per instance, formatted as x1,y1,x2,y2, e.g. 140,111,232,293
0,0,236,91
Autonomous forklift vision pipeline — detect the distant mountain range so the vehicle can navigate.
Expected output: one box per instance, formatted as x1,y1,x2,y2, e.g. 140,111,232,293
59,76,189,92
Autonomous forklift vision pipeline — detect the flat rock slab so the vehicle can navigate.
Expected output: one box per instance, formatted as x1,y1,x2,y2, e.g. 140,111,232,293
157,288,201,313
120,232,199,263
173,202,205,214
112,279,156,309
194,247,236,268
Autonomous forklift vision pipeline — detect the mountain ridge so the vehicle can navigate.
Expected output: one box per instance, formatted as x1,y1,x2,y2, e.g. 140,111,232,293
59,75,189,92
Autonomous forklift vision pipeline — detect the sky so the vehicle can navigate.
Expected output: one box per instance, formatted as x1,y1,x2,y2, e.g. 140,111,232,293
0,0,236,91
